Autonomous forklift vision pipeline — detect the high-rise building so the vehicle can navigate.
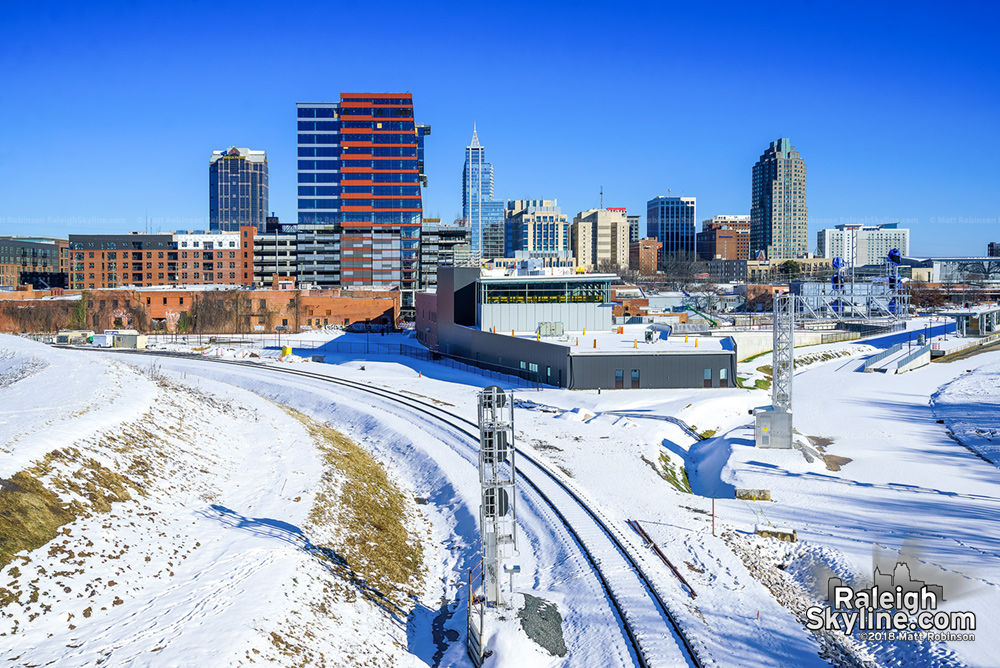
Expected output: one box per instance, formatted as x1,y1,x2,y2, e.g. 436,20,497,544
987,242,1000,258
572,208,630,270
697,215,751,261
626,214,641,244
245,222,298,286
462,126,505,260
419,221,470,290
504,199,570,258
295,94,428,312
750,138,807,260
209,147,269,232
646,196,696,257
816,223,909,266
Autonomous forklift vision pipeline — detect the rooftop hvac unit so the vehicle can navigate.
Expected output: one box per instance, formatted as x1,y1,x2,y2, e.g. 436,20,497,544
537,322,564,337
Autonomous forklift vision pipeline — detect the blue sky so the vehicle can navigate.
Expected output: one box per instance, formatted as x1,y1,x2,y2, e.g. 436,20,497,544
1,0,998,256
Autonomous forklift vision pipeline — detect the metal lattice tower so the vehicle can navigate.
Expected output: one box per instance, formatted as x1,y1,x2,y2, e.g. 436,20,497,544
772,294,794,412
478,386,518,605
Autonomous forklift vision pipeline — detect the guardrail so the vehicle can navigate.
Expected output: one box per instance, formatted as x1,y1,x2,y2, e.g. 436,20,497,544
894,343,931,372
862,342,903,372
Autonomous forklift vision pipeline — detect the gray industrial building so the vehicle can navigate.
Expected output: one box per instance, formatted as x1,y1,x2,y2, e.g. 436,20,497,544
427,266,737,389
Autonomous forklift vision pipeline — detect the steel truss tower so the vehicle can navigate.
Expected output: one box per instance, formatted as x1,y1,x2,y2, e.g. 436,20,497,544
478,386,518,604
755,293,794,448
772,294,794,411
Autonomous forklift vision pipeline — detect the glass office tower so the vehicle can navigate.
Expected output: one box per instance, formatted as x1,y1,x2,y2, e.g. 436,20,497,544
647,196,697,257
209,147,268,232
462,126,505,260
296,94,427,311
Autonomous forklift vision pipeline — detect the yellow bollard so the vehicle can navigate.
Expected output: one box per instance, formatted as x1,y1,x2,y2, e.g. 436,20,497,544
512,329,515,337
536,333,540,341
634,339,637,349
576,337,579,346
685,335,689,343
593,339,597,348
695,338,699,348
583,328,586,335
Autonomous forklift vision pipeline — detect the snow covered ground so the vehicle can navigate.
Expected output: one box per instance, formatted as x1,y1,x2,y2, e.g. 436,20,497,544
0,336,434,667
3,328,999,667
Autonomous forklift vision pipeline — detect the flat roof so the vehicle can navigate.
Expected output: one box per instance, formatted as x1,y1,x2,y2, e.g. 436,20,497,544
478,273,618,283
500,325,729,354
940,305,1000,316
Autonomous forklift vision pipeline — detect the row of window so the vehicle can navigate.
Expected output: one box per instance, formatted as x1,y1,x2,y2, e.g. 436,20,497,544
297,186,420,196
342,146,416,158
298,107,338,118
297,172,339,183
296,212,422,226
73,271,236,282
298,147,339,157
74,250,236,259
298,198,421,210
341,120,414,131
341,107,413,117
298,160,340,171
298,134,340,145
297,121,340,131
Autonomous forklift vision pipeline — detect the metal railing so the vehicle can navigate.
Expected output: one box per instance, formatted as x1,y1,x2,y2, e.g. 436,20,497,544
894,343,931,371
143,333,541,388
862,342,903,372
467,559,485,667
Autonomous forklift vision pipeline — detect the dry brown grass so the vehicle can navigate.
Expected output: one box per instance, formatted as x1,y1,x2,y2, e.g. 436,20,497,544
283,407,424,611
0,448,144,572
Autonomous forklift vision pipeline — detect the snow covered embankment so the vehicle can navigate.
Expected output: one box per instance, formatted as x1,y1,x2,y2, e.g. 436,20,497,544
931,359,1000,466
0,337,428,667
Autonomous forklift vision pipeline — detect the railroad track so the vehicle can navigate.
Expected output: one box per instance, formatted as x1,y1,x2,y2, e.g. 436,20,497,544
83,347,705,668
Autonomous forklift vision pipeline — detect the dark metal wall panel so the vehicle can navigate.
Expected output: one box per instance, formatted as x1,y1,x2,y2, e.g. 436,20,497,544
567,352,738,390
439,324,571,387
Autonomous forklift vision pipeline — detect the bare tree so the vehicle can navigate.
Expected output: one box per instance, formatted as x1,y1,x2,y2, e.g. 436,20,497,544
657,251,709,291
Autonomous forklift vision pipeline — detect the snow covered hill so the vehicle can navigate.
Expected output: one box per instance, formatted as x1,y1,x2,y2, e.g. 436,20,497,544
0,335,431,667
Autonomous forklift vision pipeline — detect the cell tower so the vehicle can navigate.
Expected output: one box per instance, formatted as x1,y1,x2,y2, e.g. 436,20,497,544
755,293,794,448
478,386,518,604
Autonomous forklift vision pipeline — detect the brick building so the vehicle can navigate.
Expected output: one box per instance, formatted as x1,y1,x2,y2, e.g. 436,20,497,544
0,236,68,288
629,237,662,276
696,216,750,261
139,285,400,333
69,232,245,290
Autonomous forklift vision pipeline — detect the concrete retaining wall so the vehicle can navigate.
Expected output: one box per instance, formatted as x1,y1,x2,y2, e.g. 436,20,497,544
711,330,860,361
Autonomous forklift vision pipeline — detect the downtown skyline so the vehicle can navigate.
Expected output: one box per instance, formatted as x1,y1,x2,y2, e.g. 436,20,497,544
1,1,998,257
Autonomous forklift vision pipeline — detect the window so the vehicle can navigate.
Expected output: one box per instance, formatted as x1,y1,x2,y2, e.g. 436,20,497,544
704,368,713,388
615,369,624,389
631,369,640,389
719,368,728,388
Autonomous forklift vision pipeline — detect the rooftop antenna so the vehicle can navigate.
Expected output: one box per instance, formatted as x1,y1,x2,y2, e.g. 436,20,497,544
600,186,603,210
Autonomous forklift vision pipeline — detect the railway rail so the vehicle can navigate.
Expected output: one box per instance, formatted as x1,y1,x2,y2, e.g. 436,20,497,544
80,347,705,668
